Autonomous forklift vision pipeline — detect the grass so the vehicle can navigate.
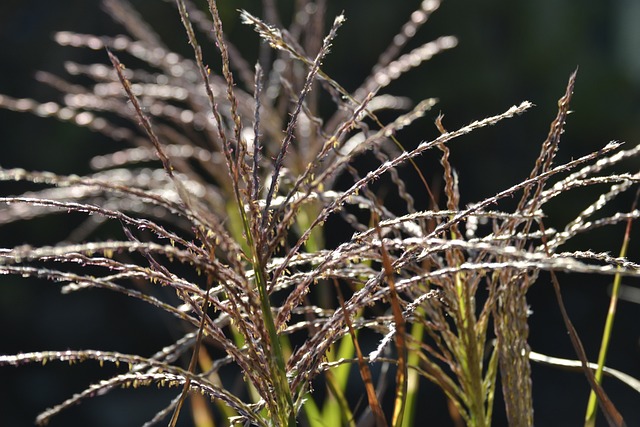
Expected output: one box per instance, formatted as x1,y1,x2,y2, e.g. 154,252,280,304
1,1,639,426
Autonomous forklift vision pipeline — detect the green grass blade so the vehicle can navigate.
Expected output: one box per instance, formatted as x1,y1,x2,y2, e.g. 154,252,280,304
584,191,638,426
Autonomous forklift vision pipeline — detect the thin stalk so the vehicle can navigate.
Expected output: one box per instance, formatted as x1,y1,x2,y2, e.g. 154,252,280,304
453,271,488,427
483,343,499,427
169,257,214,427
243,205,296,426
376,220,408,427
538,222,626,427
585,189,638,426
401,312,425,427
321,329,357,427
223,199,264,405
335,279,388,427
323,369,356,427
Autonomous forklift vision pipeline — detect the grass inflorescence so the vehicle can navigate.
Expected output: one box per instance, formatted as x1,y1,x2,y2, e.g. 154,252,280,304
1,1,639,426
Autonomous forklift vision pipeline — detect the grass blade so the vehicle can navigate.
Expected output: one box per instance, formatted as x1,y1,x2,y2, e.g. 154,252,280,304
374,214,408,427
584,188,639,426
334,279,388,427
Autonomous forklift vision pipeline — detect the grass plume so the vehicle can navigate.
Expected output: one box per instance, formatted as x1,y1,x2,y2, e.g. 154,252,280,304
1,1,639,426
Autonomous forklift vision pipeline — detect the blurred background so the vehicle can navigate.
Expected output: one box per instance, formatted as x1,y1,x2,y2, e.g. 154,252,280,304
0,0,638,425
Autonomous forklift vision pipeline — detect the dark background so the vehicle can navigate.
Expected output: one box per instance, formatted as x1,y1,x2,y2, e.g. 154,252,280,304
1,0,639,426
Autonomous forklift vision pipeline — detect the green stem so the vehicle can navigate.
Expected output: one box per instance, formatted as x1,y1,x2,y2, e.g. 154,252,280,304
242,209,295,426
402,312,425,427
454,272,488,427
584,235,629,426
228,192,295,425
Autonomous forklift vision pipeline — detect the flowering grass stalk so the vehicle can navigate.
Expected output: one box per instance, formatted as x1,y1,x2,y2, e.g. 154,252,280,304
1,1,639,426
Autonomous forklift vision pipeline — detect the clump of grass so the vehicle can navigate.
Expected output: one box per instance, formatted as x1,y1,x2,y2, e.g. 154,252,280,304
1,1,639,426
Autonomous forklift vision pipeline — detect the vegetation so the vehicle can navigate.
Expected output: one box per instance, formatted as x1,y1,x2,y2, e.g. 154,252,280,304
1,1,638,426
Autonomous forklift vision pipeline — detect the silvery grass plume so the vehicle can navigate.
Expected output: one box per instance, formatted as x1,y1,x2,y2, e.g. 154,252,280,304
1,1,639,426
